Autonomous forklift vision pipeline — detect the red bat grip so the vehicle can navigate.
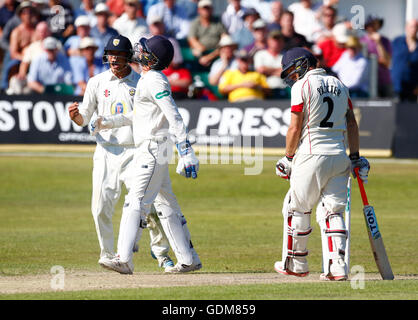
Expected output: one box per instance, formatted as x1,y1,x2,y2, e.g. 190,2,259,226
354,167,369,206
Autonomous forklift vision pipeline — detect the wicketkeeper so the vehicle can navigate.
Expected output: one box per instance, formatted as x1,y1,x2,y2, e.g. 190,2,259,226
274,47,370,280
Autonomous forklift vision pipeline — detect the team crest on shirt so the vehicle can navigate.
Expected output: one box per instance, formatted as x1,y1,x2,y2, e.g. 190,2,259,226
129,88,136,96
111,101,126,114
104,89,110,97
113,39,120,46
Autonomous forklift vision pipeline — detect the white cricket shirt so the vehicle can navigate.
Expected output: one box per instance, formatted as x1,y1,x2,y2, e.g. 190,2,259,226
131,69,188,145
78,68,140,146
290,68,353,155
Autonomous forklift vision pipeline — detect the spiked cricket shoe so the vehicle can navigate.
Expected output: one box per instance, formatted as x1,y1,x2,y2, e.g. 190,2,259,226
101,257,134,275
165,262,202,273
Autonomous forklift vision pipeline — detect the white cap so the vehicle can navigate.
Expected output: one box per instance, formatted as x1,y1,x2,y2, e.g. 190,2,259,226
43,37,59,50
75,15,90,28
252,19,267,29
218,34,237,47
198,0,213,8
79,37,98,49
95,3,109,14
332,22,351,44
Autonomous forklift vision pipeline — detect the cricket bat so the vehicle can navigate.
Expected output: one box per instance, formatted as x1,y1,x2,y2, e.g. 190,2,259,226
354,168,394,280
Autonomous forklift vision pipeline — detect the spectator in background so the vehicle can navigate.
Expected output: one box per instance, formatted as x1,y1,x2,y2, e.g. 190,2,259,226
163,59,192,99
106,0,126,22
280,10,309,51
241,0,272,22
218,49,269,103
231,7,259,49
113,0,148,46
146,0,191,40
254,30,287,98
361,15,392,97
141,0,159,17
74,0,96,26
317,22,350,68
27,36,73,93
188,0,226,68
222,0,248,35
148,14,183,67
312,5,337,43
391,19,418,102
332,36,369,97
245,18,268,57
70,37,107,95
288,0,321,43
90,3,118,59
267,1,283,32
0,0,18,36
209,34,238,87
64,15,91,56
6,21,52,95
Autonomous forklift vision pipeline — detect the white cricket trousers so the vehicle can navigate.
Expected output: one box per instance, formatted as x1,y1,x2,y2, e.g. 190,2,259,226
117,139,194,265
91,144,169,260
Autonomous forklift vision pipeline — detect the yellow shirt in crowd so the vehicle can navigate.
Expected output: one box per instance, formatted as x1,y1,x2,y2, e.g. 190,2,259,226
219,70,269,103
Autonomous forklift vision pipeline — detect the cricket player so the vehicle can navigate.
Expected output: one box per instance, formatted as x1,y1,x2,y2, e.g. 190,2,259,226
68,34,175,271
91,35,202,274
274,47,370,280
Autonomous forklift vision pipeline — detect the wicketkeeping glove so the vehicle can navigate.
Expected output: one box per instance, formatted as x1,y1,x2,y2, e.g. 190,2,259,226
349,152,370,183
176,140,199,179
276,154,293,180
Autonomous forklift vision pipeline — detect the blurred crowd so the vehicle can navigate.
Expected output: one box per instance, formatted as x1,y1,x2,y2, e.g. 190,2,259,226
0,0,417,102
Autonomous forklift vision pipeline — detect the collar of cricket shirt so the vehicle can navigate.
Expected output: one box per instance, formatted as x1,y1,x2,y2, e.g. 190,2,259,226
108,67,134,82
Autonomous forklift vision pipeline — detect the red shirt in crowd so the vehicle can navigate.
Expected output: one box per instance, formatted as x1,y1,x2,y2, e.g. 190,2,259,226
318,39,346,67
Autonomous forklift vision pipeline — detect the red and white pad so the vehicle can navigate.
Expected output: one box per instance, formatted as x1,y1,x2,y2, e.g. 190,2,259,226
317,203,348,280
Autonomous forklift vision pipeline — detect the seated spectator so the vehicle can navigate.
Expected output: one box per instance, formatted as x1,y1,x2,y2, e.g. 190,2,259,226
360,15,392,97
141,0,159,17
188,74,217,100
27,36,73,94
245,18,268,57
209,34,238,87
332,36,369,97
317,22,350,68
148,15,183,67
9,2,37,61
231,7,260,49
4,1,38,90
391,18,418,102
6,21,53,95
0,0,18,37
187,0,226,68
218,49,269,103
146,0,191,40
267,1,283,32
74,0,96,26
106,0,126,23
43,0,74,40
113,0,148,46
280,10,309,51
242,0,273,22
70,37,107,95
254,30,287,98
162,60,192,99
64,15,91,57
90,3,119,59
222,0,248,35
312,5,337,43
288,0,321,43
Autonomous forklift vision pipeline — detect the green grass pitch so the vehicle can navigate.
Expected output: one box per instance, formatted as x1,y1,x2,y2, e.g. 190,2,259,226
0,153,417,300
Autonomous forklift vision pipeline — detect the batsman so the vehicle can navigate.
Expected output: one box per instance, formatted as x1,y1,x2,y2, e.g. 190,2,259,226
274,47,370,281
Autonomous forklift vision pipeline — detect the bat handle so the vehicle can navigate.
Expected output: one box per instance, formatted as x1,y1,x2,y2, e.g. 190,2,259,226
354,167,369,206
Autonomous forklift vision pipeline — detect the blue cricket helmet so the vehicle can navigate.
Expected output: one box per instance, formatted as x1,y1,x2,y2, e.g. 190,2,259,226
280,47,318,87
102,34,133,64
134,35,174,70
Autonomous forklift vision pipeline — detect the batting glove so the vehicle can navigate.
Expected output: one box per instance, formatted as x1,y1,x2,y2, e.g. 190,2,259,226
350,152,370,184
176,140,199,179
276,154,293,180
